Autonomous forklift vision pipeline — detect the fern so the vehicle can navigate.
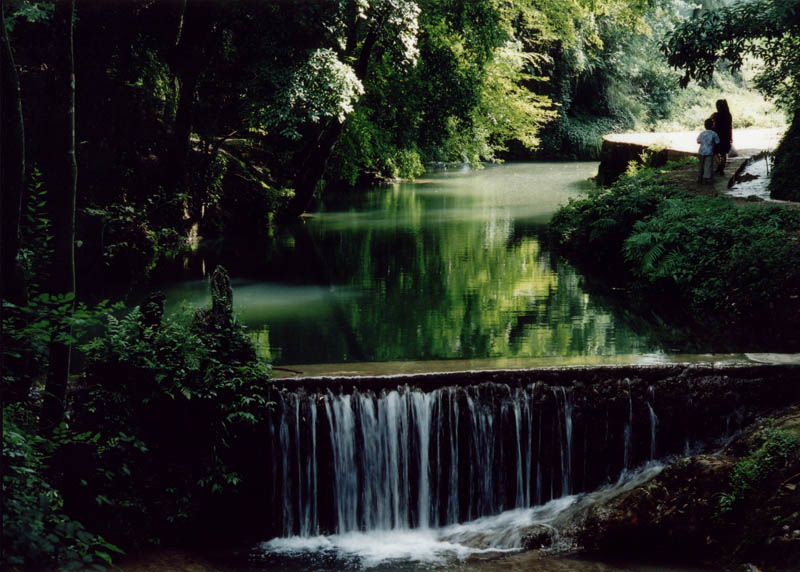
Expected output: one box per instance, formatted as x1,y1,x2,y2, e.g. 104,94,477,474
657,249,684,277
642,243,665,271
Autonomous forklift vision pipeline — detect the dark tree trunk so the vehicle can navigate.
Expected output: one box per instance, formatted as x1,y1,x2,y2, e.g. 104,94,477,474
769,108,800,202
165,0,216,195
281,23,381,220
282,121,347,220
40,0,77,434
1,0,26,304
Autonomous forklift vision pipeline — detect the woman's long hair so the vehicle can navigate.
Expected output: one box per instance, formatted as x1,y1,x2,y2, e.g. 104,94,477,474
716,99,731,121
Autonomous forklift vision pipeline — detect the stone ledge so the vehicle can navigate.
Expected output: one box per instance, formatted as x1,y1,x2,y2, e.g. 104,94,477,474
596,128,784,185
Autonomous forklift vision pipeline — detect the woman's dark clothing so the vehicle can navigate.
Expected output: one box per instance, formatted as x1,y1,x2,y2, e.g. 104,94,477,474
711,112,733,154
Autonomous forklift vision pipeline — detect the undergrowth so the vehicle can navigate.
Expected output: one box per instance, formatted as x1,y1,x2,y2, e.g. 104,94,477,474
548,160,800,337
718,426,800,513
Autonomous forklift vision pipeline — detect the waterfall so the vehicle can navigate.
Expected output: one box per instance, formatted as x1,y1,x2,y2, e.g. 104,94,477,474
647,385,658,460
264,378,750,538
552,387,572,496
268,383,581,536
623,379,633,471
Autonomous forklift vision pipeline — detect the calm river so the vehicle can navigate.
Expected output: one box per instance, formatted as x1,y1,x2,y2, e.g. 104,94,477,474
156,162,669,366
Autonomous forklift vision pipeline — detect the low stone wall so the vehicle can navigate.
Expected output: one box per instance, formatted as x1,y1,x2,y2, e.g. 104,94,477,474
595,128,785,186
596,137,694,185
272,362,796,394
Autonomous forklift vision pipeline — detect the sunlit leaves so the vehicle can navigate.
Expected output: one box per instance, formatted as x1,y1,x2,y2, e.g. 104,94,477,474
477,41,557,151
663,0,800,108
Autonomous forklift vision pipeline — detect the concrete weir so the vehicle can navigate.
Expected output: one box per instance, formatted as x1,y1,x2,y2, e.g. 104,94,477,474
260,357,800,537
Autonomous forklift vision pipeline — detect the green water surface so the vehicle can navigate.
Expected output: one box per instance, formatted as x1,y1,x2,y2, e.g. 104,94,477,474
159,162,664,365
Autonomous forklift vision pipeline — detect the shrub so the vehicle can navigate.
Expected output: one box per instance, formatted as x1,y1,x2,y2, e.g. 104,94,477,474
718,427,800,513
548,162,683,269
73,268,273,547
549,160,800,339
2,408,122,570
623,199,800,321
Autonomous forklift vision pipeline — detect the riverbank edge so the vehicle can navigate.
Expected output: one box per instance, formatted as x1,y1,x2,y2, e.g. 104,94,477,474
548,153,800,350
571,408,800,571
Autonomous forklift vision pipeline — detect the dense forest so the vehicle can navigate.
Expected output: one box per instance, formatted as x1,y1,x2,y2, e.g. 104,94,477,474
2,0,800,569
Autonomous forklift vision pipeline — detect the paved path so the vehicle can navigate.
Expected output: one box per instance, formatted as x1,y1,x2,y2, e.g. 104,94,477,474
604,127,784,156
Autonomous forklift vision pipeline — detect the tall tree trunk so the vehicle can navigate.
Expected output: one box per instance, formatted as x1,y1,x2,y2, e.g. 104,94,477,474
1,0,26,304
165,0,215,195
282,121,346,220
282,25,381,220
40,0,77,434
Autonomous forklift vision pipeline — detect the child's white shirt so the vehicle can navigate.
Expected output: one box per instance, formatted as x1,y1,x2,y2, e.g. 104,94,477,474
697,129,720,155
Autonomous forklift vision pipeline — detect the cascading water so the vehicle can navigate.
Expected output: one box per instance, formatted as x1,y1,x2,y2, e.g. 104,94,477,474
647,385,658,460
253,369,793,568
265,380,693,540
623,378,633,471
268,383,583,537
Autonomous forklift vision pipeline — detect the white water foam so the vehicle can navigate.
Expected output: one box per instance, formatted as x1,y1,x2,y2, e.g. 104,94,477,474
258,463,664,569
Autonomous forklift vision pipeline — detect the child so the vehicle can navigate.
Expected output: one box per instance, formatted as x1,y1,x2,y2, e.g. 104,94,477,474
697,118,720,184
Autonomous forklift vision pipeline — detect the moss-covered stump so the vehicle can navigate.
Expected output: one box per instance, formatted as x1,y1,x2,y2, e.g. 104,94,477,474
576,411,800,570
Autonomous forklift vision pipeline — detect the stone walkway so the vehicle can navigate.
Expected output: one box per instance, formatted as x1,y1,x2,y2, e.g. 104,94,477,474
603,127,784,156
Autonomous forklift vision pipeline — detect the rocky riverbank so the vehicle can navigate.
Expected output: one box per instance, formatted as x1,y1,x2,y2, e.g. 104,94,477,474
516,410,800,571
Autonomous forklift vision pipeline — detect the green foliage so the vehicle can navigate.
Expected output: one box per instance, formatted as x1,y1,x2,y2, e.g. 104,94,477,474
3,294,116,355
254,48,365,141
718,427,800,513
5,1,53,32
475,41,557,153
623,198,800,318
535,0,684,158
548,162,683,265
664,0,800,110
390,148,426,180
76,301,272,545
16,169,52,291
651,66,785,132
550,159,800,333
2,408,123,570
663,0,800,195
540,112,621,159
3,169,125,410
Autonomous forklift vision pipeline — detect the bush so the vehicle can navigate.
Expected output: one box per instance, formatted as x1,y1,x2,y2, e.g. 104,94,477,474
549,161,800,339
75,272,272,547
2,409,122,570
718,427,800,513
548,162,683,269
624,198,800,320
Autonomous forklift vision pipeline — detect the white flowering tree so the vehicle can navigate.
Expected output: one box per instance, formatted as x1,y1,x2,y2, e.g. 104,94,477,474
275,0,422,219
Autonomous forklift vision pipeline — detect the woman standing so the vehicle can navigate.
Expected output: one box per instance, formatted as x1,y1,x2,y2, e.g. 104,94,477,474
711,99,733,174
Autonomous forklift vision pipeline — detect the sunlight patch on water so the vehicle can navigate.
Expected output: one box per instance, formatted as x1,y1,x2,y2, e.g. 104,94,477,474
163,281,359,322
